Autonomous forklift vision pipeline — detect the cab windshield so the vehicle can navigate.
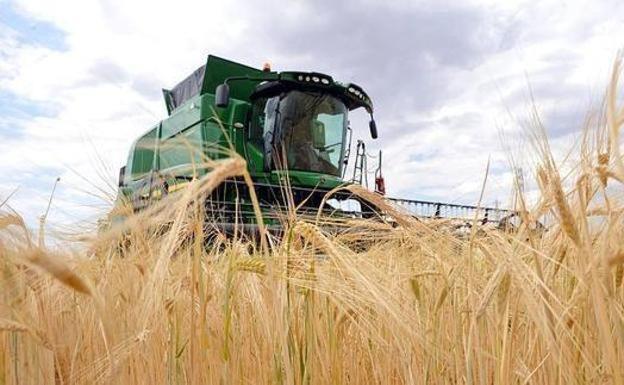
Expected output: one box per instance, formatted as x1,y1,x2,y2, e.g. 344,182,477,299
277,91,347,176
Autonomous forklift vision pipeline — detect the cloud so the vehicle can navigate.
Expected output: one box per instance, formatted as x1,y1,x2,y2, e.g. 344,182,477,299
250,1,514,121
1,0,623,229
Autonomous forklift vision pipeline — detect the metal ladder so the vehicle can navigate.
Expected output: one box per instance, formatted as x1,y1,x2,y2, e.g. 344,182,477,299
351,140,368,188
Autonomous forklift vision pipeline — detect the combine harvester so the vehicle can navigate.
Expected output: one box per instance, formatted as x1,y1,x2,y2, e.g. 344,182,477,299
115,55,512,235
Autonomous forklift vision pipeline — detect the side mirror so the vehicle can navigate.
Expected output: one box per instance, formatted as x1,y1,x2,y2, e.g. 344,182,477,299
215,83,230,108
118,166,126,187
369,119,378,139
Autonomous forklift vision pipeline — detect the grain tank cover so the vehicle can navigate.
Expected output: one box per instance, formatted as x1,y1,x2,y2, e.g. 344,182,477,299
164,66,205,114
163,55,264,115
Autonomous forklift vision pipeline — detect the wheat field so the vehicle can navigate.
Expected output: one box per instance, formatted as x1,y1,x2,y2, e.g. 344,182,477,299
2,59,624,385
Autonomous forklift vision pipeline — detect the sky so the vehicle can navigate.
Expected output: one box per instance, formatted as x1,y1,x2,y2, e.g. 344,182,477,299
1,0,623,232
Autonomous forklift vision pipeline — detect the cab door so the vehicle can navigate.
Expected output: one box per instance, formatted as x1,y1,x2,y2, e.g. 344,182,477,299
154,123,205,198
124,126,159,211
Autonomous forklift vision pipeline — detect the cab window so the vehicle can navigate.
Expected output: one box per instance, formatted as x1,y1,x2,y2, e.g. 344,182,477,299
129,128,157,180
249,97,267,146
158,125,203,173
249,96,279,147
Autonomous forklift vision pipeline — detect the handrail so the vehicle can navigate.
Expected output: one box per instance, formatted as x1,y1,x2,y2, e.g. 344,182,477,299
387,197,513,223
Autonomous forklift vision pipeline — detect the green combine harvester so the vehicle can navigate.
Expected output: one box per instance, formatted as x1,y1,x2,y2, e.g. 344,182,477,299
115,55,512,234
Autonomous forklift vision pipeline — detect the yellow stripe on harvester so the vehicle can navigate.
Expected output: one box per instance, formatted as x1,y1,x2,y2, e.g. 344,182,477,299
167,180,192,194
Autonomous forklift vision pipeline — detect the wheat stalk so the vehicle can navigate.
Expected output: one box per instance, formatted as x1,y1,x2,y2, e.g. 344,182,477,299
235,257,266,274
24,248,93,296
0,318,28,332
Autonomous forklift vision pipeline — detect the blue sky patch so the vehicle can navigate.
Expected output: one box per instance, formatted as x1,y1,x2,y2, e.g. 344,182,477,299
0,1,68,51
0,89,58,118
0,89,60,139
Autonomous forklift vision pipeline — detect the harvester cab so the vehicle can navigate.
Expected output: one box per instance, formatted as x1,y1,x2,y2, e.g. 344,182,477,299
116,55,380,232
213,66,378,178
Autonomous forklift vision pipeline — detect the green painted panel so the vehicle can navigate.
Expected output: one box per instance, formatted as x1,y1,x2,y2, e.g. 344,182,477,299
130,127,157,180
201,55,265,102
161,96,201,140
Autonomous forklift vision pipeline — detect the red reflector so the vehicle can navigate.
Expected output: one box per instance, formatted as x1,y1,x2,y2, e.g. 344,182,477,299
375,177,386,195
